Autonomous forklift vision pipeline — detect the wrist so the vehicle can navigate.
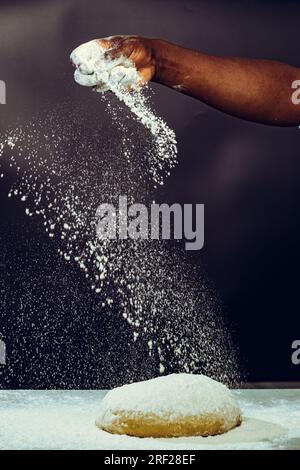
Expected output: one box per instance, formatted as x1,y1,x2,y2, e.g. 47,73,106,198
145,38,167,83
146,38,191,87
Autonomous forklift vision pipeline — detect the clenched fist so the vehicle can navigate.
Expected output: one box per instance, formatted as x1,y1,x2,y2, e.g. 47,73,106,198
70,35,156,92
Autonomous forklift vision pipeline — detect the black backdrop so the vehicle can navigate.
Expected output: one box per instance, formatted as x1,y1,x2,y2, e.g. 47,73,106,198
0,0,300,387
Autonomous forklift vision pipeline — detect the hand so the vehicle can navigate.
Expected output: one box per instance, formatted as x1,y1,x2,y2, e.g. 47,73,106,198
70,35,155,91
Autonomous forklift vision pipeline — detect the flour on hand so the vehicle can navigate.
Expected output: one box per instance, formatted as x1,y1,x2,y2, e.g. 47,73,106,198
70,39,177,188
70,40,140,92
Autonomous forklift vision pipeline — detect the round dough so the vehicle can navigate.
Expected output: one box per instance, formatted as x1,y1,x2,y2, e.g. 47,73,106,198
95,373,242,438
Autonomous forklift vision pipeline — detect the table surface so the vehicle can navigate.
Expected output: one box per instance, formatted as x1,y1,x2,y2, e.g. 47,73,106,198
0,389,299,450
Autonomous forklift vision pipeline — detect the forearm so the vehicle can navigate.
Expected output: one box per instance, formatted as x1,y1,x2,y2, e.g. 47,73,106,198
149,39,300,126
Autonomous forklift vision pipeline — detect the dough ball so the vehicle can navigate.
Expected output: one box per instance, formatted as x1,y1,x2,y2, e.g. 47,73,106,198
96,373,242,438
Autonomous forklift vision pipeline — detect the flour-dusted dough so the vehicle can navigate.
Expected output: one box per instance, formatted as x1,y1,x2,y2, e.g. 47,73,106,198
96,374,242,438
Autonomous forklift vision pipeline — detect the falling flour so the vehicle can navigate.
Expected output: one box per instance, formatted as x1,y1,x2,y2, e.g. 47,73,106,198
70,39,177,187
0,43,242,386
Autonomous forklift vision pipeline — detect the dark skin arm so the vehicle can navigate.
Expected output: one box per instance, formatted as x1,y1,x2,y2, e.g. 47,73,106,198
97,36,300,127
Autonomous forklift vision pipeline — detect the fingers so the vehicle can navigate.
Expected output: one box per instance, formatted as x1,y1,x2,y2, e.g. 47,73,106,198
139,66,155,86
70,39,107,88
70,37,142,91
74,68,106,87
70,40,103,86
110,65,140,89
93,84,111,93
98,36,138,63
74,62,139,90
70,40,103,70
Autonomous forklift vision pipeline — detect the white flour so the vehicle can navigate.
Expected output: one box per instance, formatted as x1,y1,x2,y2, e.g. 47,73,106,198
0,41,242,385
70,40,140,91
0,106,241,386
96,373,241,425
70,40,177,187
0,390,298,450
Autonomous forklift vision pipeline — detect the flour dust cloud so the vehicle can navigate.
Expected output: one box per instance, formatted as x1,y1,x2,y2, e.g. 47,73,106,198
0,87,242,387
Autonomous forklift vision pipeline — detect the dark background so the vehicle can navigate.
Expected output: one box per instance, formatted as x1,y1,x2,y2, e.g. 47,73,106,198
0,0,300,386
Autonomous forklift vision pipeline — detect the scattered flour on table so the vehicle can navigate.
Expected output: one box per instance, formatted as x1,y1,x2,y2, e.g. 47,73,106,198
0,390,297,450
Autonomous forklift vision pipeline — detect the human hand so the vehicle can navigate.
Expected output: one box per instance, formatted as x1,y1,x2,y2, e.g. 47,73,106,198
70,35,155,92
